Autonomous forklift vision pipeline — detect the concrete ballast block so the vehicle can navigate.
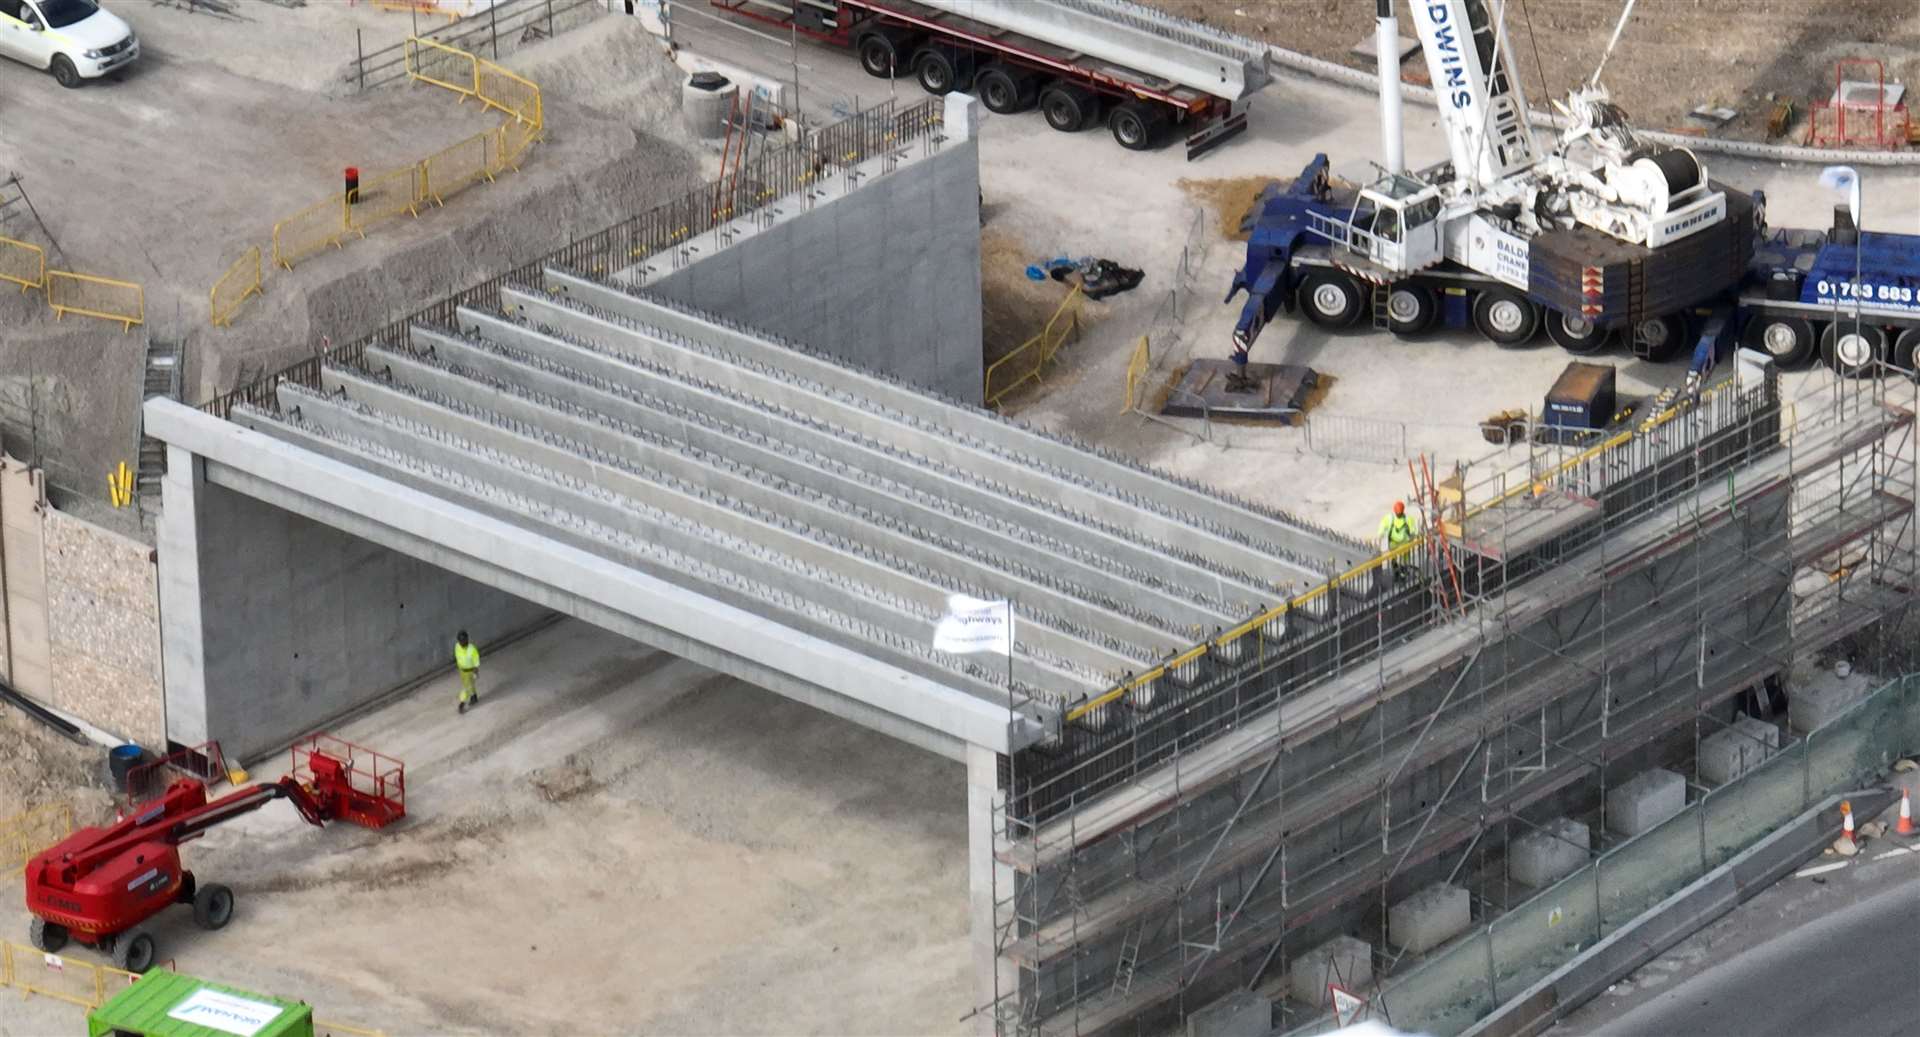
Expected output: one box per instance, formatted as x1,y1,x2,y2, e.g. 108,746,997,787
1388,882,1471,954
1185,990,1270,1037
1607,768,1687,837
1288,934,1372,1008
1510,817,1591,888
1790,671,1874,734
1700,717,1779,785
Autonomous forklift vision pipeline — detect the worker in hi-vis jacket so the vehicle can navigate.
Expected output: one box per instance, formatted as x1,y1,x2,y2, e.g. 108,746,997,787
455,630,482,715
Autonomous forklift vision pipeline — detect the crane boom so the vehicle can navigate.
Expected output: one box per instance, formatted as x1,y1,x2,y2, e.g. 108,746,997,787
1408,0,1539,191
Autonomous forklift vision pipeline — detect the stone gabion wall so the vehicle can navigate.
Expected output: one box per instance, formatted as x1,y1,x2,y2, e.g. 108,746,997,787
42,510,165,748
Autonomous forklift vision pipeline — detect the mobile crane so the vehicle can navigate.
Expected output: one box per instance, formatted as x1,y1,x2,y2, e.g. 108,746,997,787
23,738,403,973
1226,0,1759,368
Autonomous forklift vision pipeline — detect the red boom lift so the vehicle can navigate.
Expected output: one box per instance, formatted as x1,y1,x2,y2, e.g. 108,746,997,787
22,736,403,973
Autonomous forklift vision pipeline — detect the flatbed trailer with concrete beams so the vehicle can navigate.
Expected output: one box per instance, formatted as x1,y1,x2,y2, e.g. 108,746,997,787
707,0,1271,157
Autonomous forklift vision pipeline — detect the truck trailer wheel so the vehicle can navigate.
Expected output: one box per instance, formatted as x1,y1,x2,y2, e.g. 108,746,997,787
1040,84,1100,132
112,929,156,974
1385,284,1437,335
913,46,973,95
1298,270,1363,329
856,30,916,78
193,883,235,930
1822,322,1886,378
1892,327,1920,377
1107,100,1168,151
1546,311,1612,355
974,65,1037,114
29,917,67,953
1473,288,1540,347
1742,314,1815,368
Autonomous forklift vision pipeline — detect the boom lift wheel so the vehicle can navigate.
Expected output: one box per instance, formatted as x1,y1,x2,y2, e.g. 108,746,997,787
29,916,67,953
1107,100,1168,151
111,928,157,974
974,65,1037,114
1892,327,1920,378
193,883,236,930
1473,287,1541,347
1631,314,1688,363
1298,270,1364,329
1741,314,1816,368
1385,284,1438,336
1822,322,1886,378
1546,310,1612,355
1039,83,1101,132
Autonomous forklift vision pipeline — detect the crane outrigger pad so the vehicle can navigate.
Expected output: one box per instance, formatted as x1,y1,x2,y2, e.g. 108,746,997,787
1161,359,1317,424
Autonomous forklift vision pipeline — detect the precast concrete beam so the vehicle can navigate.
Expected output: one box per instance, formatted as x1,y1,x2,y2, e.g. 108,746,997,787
486,294,1323,593
316,366,1197,656
350,344,1234,633
144,399,1043,756
268,383,1130,688
404,323,1279,611
538,272,1362,573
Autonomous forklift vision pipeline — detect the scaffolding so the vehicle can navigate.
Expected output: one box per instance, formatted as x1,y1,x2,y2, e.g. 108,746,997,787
980,355,1917,1036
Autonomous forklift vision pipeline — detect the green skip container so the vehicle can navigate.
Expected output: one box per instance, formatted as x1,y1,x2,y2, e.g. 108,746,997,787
88,969,314,1037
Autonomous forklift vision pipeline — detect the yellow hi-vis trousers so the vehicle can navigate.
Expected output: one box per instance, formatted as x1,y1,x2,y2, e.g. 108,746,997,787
459,667,478,703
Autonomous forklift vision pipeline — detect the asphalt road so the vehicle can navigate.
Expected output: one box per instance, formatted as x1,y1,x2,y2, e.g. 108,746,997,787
1583,874,1920,1037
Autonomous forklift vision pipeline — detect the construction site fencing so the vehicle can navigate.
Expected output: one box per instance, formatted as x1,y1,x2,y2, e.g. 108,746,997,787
348,0,603,90
423,128,500,204
985,285,1085,408
209,245,263,326
347,164,425,234
124,740,230,806
273,195,350,271
1288,673,1920,1037
0,940,141,1010
1304,412,1411,465
0,234,46,291
1121,335,1150,414
475,60,543,126
1,803,71,877
1014,368,1794,827
199,95,945,414
46,270,144,331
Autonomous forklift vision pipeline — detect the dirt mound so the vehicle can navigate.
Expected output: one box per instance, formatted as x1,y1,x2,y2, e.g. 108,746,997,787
0,709,116,828
503,14,688,140
1178,176,1272,243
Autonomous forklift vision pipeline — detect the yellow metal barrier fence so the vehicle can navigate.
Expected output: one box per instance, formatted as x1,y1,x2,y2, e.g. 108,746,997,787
210,245,263,326
47,270,144,331
476,60,543,128
1122,334,1150,414
403,36,478,99
346,164,423,234
499,112,542,170
0,940,140,1009
0,235,46,291
273,194,349,271
984,284,1084,408
2,802,71,877
422,128,499,205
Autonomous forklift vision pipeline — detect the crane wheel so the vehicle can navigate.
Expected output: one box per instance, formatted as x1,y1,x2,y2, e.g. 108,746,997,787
1546,311,1612,354
1385,285,1438,336
29,916,68,953
1630,314,1689,363
1741,314,1815,368
1473,288,1541,348
112,928,157,974
974,65,1038,114
1298,270,1364,329
1040,84,1101,133
1892,327,1920,379
1821,322,1886,379
194,883,236,931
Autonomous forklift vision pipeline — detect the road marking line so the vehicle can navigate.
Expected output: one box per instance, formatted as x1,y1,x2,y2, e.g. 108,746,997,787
1794,861,1851,878
1872,847,1913,860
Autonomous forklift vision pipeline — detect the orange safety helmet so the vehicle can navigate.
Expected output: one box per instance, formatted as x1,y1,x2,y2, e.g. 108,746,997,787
1392,500,1406,516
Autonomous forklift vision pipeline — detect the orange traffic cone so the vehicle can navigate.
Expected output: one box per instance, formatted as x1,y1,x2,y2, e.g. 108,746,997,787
1842,800,1857,842
1898,790,1916,838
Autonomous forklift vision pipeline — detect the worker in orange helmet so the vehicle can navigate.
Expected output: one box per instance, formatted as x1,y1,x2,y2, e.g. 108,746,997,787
454,630,481,715
1379,501,1419,581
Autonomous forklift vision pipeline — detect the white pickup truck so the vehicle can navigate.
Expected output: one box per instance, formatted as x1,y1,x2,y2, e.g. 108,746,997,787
0,0,137,87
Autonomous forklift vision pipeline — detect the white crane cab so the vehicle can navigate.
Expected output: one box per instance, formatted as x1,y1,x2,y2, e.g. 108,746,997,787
1311,173,1447,279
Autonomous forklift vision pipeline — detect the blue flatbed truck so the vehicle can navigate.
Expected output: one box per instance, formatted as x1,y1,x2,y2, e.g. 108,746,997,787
1227,156,1920,379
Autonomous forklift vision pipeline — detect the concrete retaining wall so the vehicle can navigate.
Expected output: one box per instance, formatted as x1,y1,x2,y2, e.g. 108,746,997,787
165,471,550,762
645,136,985,404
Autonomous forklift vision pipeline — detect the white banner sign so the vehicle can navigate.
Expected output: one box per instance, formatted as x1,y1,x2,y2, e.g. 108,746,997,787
167,989,286,1037
933,595,1013,656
